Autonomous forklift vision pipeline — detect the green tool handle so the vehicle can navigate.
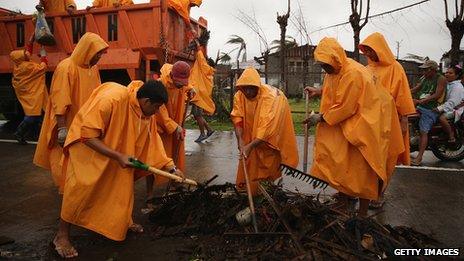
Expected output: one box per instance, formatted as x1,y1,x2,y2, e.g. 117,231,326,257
129,158,198,186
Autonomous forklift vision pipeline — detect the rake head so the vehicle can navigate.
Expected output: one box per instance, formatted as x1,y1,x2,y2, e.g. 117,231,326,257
279,164,329,189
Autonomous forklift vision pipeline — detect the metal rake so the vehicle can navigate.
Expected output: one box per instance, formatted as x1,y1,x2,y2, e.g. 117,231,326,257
279,164,329,189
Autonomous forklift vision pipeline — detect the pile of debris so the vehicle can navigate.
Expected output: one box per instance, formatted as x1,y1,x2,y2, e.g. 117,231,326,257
148,182,439,260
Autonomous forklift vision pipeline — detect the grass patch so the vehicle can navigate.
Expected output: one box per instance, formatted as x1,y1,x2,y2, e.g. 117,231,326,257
184,98,320,136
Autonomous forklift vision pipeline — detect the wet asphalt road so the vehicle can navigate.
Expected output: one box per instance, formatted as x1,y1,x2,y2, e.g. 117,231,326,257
0,126,463,260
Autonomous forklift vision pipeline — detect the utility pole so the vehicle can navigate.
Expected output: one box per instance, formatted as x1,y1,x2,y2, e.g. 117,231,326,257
395,40,402,59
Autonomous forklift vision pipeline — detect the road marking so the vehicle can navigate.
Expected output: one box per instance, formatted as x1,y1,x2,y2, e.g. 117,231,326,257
0,139,38,145
396,165,464,172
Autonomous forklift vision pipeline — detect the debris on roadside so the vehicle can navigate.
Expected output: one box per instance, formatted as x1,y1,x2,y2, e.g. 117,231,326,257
148,182,439,260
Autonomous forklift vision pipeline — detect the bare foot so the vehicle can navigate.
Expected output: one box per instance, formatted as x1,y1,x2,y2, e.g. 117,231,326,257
52,235,78,258
129,223,144,233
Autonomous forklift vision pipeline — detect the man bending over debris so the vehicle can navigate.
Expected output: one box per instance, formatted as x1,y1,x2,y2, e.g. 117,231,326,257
304,38,403,217
231,67,299,195
53,80,182,258
146,61,195,205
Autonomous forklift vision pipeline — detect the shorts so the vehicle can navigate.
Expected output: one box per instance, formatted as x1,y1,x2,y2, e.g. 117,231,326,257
191,104,203,117
417,106,439,133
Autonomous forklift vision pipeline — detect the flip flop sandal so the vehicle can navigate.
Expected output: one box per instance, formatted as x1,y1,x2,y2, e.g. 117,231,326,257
411,161,422,166
50,240,78,258
129,224,144,233
369,200,385,209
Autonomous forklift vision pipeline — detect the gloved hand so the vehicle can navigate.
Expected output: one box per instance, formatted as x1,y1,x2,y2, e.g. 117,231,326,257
302,111,323,127
57,127,68,146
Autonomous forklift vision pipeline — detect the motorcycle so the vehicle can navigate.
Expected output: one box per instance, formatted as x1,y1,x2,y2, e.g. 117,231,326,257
409,113,464,161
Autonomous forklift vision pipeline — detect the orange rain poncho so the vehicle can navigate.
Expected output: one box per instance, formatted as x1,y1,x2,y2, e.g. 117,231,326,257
61,81,173,241
360,32,416,165
155,64,193,181
168,0,202,24
92,0,133,7
189,50,215,115
41,0,76,13
10,50,48,116
231,68,299,195
311,38,403,200
34,32,108,192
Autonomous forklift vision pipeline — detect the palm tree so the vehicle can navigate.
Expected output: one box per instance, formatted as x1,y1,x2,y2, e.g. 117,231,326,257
218,52,231,64
226,35,247,69
270,36,298,52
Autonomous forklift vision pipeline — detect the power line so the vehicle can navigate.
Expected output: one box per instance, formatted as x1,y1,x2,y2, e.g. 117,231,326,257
309,0,431,34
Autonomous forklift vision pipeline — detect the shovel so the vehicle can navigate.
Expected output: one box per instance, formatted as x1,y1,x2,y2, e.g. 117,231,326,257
241,157,259,233
130,158,198,186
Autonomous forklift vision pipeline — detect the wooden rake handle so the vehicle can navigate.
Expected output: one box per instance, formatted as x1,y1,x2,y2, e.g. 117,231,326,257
130,158,198,186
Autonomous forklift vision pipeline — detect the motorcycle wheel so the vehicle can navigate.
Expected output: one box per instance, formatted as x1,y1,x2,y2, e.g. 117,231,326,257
431,130,464,161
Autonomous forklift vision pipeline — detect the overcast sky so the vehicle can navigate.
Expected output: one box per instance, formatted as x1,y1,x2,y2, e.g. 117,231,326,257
0,0,452,62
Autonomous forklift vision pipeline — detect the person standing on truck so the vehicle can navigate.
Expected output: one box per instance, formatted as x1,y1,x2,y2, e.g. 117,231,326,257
34,32,109,193
10,35,49,144
230,67,299,195
145,61,195,205
359,32,416,208
165,0,202,40
53,80,183,259
303,37,403,217
86,0,134,10
189,50,215,142
38,0,76,14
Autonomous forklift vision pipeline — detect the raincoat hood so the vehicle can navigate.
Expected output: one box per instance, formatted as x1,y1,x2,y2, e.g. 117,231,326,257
236,67,262,89
128,80,145,118
190,0,202,6
314,37,347,73
359,32,396,66
10,50,27,66
70,32,108,67
160,64,177,89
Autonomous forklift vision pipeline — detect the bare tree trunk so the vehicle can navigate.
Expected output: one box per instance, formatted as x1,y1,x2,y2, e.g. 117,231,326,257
349,0,370,62
277,0,291,95
444,0,464,65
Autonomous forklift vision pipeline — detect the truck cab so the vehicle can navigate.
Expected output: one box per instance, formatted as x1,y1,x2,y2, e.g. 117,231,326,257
0,0,207,120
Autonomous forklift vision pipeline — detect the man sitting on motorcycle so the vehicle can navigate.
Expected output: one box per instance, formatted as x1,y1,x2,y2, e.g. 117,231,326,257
434,65,464,143
410,60,446,165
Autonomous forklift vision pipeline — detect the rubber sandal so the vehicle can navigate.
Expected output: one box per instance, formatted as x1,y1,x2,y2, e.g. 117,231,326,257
50,239,78,258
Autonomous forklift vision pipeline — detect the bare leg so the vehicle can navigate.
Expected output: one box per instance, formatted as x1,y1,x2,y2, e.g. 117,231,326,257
358,199,369,217
145,175,155,200
439,115,455,142
53,219,78,258
194,115,206,136
411,132,428,165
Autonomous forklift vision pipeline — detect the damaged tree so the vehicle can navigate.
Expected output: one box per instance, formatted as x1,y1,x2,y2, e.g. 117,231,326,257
349,0,370,61
444,0,464,65
235,8,271,83
277,0,291,95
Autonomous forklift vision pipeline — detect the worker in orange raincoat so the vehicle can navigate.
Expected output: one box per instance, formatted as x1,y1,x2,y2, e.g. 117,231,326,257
359,32,416,208
87,0,133,10
34,32,108,193
359,32,416,165
10,36,49,144
304,37,404,216
39,0,76,13
189,50,216,142
52,80,181,259
145,61,195,202
167,0,202,40
230,67,299,195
